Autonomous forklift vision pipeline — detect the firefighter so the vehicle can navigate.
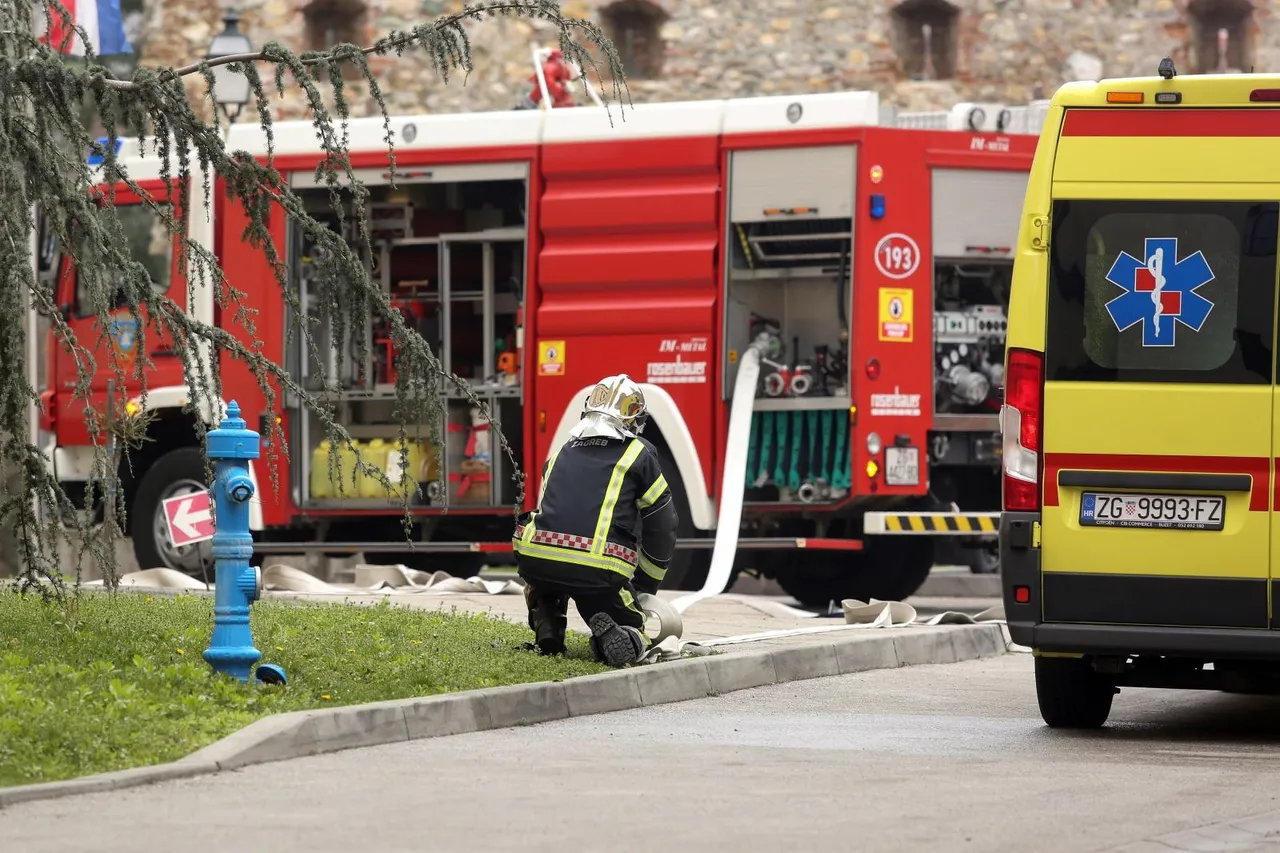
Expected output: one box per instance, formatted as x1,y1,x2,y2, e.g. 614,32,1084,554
514,48,578,110
513,374,678,666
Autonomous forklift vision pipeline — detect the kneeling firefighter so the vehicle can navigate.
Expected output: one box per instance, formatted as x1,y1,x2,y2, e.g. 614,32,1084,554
513,374,679,666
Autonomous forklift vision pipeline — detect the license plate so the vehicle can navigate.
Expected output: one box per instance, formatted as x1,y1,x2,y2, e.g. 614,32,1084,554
1079,492,1225,531
884,446,920,486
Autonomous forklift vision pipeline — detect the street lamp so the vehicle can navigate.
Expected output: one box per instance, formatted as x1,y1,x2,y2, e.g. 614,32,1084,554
207,10,254,125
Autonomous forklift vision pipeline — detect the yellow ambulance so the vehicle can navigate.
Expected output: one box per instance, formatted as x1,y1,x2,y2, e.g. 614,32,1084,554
1001,63,1280,728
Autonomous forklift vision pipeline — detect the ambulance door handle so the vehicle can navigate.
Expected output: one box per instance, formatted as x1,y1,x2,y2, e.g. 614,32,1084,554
1058,471,1252,493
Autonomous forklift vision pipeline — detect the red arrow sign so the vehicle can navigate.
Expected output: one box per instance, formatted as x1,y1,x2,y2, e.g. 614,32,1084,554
162,491,215,547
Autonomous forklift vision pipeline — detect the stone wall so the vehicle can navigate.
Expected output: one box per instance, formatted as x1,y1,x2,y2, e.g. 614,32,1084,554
139,0,1280,119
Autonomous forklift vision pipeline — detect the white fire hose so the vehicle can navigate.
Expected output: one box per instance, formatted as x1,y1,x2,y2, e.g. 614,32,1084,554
669,338,766,616
76,330,1008,664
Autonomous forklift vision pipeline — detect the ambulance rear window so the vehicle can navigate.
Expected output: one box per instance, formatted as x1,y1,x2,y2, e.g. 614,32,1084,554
1045,199,1277,385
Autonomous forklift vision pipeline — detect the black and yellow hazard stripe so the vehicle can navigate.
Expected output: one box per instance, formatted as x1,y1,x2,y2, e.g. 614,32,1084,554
882,513,998,533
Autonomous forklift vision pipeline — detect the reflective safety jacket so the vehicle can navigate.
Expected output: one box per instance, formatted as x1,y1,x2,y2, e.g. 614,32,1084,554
513,434,678,590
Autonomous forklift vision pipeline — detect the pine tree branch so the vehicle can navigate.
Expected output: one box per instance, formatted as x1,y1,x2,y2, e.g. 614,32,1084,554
2,0,629,593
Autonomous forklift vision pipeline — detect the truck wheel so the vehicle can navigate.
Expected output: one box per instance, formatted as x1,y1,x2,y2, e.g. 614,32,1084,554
652,444,710,591
775,536,935,608
1034,656,1116,728
130,447,215,580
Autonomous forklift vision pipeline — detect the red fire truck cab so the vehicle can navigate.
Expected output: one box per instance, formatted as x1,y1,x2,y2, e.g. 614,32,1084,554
36,89,1042,606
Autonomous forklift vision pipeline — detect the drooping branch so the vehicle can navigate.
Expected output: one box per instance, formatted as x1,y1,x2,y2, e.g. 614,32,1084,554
0,0,630,594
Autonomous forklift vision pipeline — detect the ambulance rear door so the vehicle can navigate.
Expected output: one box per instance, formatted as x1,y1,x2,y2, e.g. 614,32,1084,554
1039,193,1278,631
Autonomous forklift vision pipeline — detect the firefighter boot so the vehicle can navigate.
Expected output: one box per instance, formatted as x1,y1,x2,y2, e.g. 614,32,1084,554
587,613,647,666
524,584,568,656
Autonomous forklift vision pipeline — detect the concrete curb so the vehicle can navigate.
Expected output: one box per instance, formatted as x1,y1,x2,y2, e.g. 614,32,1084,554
0,623,1007,808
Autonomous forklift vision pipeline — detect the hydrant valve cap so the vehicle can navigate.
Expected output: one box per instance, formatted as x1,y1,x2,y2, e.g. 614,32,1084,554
256,663,287,686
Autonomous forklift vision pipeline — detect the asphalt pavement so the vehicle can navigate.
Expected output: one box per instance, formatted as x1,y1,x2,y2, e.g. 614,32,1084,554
6,653,1280,852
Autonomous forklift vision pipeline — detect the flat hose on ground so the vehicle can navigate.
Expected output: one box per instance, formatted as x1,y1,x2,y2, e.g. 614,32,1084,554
635,592,683,644
671,340,765,615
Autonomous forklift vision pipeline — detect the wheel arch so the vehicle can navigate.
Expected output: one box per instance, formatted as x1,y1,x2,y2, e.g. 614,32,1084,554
124,388,265,531
545,382,715,530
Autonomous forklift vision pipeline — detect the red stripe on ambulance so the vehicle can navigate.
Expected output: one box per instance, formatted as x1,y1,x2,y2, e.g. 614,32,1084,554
1060,108,1280,138
1043,453,1271,512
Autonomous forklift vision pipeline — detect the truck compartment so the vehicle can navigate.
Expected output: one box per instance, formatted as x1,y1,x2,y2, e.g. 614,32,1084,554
282,166,529,509
721,145,855,506
927,166,1026,439
927,166,1025,526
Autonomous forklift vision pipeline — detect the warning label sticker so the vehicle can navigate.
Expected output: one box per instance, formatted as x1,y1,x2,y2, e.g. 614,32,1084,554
878,287,914,342
538,340,565,376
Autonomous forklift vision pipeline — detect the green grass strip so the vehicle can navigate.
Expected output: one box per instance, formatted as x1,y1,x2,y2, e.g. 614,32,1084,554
0,589,608,787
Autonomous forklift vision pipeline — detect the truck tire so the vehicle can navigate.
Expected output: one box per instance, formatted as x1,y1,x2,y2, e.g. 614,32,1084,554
1034,656,1116,728
775,536,935,608
130,447,215,580
652,444,710,591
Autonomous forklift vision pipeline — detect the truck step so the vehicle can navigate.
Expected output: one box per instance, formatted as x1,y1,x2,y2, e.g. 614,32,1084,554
252,536,865,554
863,511,999,535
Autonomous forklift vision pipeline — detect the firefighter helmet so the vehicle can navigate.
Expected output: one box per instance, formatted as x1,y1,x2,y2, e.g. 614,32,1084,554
581,374,648,436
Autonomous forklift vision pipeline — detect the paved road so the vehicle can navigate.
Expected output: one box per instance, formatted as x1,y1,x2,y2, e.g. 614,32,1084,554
7,653,1280,853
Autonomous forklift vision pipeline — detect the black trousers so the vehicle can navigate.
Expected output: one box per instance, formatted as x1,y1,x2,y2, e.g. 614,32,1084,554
517,553,648,640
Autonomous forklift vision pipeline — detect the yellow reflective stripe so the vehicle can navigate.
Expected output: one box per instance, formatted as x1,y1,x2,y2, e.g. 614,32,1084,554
538,446,564,505
590,439,644,557
638,474,668,509
513,539,636,579
637,552,666,582
618,587,649,642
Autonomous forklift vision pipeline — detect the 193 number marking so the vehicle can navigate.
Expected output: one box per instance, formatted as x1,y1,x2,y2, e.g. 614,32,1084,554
873,233,920,280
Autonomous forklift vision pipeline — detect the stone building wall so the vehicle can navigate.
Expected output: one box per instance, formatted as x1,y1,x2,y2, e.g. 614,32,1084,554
139,0,1280,121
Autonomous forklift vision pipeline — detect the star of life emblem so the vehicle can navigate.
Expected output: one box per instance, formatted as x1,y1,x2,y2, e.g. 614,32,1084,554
1103,237,1215,348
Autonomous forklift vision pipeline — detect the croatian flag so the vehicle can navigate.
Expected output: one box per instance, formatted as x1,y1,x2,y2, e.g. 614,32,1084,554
40,0,133,57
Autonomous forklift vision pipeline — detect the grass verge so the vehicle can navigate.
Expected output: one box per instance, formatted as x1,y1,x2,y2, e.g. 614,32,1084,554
0,588,609,787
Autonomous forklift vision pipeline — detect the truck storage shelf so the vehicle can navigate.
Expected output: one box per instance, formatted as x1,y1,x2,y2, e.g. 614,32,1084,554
394,290,487,302
372,227,526,248
752,395,851,412
303,499,503,511
444,385,521,399
343,425,444,439
728,266,848,281
377,237,439,247
316,385,521,401
932,413,1000,432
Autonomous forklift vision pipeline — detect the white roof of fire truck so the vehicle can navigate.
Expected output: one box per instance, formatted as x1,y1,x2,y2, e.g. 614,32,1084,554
102,90,1051,181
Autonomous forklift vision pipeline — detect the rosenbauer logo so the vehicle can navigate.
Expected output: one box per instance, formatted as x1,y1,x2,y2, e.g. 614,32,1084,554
646,357,707,384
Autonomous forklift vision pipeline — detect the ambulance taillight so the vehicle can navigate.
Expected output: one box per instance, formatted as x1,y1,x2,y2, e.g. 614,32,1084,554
1000,348,1044,513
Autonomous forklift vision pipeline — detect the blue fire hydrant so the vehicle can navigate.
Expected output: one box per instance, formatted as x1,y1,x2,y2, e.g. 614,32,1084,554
202,400,287,686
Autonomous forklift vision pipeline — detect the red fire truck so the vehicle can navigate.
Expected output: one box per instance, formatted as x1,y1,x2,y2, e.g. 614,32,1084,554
33,87,1044,606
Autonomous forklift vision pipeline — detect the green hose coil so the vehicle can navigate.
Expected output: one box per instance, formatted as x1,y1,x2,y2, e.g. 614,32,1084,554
773,410,788,485
831,415,850,490
787,410,803,490
757,411,773,485
806,410,819,485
